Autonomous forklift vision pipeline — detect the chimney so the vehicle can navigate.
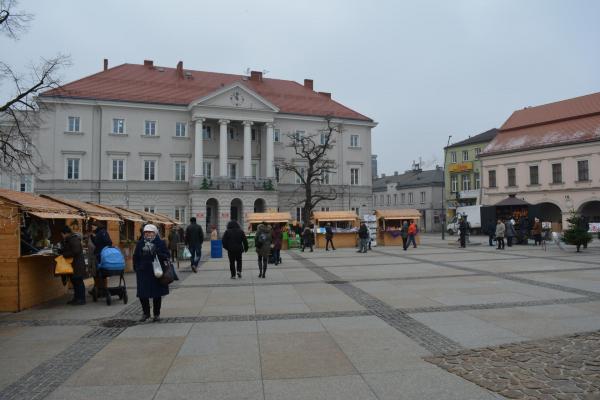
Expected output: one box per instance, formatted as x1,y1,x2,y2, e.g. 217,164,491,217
250,70,263,82
394,171,398,176
143,59,154,68
318,91,331,99
103,58,108,71
381,173,386,178
176,61,184,79
304,79,313,90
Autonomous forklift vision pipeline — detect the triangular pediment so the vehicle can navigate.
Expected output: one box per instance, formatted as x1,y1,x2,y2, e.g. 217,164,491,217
189,82,279,112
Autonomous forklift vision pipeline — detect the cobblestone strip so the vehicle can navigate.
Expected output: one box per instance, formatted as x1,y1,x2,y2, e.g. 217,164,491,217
288,251,464,355
426,330,600,399
0,318,96,328
157,309,372,324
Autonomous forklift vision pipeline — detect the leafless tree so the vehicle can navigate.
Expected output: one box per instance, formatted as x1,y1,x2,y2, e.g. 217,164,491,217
278,117,340,225
0,0,69,175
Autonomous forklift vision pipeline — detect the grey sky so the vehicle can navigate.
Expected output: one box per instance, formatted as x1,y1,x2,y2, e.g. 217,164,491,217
3,0,600,175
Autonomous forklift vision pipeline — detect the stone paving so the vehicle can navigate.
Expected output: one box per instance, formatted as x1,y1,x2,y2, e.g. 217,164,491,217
0,234,599,399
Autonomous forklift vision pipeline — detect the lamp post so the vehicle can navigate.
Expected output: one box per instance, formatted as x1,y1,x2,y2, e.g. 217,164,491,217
441,135,452,240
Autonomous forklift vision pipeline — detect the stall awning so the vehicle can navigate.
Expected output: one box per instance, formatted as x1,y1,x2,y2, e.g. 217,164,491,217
92,204,145,223
312,211,359,222
40,195,122,222
375,209,422,220
247,212,292,224
89,215,122,222
28,211,84,220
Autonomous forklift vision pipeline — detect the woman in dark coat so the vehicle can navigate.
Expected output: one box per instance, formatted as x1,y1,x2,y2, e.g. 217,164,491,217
61,226,87,305
272,224,283,265
222,220,249,279
255,222,272,278
133,224,170,322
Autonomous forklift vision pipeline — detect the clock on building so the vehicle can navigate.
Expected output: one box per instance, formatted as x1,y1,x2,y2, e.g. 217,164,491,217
229,90,245,107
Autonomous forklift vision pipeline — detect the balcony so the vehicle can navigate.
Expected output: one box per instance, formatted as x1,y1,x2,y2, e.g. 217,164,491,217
191,176,277,191
459,189,480,199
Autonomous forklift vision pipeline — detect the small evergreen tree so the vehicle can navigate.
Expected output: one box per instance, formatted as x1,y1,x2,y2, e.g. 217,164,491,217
201,178,210,189
561,210,592,252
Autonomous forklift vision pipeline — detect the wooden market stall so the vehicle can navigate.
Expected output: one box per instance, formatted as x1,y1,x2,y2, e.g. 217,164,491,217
246,212,292,250
0,189,84,312
312,211,359,249
121,208,176,239
375,209,422,246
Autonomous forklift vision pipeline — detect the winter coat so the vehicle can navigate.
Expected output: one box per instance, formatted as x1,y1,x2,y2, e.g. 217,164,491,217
400,222,409,239
302,227,314,244
168,229,180,251
272,225,283,250
62,233,86,278
408,222,418,236
92,227,112,260
532,221,542,235
133,236,170,299
358,224,369,239
325,226,333,239
458,220,468,237
222,221,249,255
495,223,506,238
506,222,516,238
185,223,204,247
485,221,496,236
255,224,273,257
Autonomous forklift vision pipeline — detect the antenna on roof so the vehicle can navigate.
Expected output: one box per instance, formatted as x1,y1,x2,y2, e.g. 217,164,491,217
262,69,269,76
244,67,251,75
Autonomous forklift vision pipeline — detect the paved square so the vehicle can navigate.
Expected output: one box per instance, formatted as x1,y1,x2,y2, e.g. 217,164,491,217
1,235,599,399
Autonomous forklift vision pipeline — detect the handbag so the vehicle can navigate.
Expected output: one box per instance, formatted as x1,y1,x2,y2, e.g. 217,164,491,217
54,255,74,275
158,259,175,286
153,255,163,278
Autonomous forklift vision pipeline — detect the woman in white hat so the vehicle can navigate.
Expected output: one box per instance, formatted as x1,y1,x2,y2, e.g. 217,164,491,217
133,224,170,322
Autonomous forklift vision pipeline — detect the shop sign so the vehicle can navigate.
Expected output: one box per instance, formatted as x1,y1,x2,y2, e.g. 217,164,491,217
449,162,473,173
589,223,600,233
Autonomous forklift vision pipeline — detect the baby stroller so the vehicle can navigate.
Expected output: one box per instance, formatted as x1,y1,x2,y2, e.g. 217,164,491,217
92,247,127,306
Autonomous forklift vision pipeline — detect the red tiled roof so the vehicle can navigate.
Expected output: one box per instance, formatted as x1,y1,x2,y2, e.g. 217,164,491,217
483,92,600,156
41,63,372,122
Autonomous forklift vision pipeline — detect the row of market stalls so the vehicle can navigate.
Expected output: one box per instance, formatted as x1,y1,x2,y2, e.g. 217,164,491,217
0,189,180,312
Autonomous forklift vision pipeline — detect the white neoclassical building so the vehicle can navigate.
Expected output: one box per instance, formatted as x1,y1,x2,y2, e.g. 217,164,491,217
33,60,376,233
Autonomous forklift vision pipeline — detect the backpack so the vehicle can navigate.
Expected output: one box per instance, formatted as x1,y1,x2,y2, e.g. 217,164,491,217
256,231,268,248
99,247,125,270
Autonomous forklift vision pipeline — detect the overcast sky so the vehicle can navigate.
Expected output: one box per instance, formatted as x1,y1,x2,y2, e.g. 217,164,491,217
3,0,600,175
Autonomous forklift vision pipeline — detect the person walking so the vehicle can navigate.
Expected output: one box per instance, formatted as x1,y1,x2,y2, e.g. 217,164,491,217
61,226,87,305
272,224,283,265
495,219,506,250
532,218,542,246
325,223,336,251
458,216,468,248
168,228,180,263
485,220,496,246
401,221,410,251
295,223,304,249
358,222,369,253
406,219,418,249
255,222,272,278
133,224,170,322
222,220,249,279
301,225,314,252
90,220,112,297
506,218,516,247
185,217,204,273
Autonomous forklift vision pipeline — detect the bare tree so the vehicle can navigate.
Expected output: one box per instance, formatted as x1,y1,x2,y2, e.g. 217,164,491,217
278,117,340,225
0,0,69,175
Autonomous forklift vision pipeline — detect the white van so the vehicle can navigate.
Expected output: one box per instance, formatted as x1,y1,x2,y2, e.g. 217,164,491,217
447,205,482,235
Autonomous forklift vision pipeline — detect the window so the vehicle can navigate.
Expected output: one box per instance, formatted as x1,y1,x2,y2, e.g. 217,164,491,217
462,174,471,190
228,127,236,140
462,150,469,161
394,194,397,204
275,166,280,183
66,158,80,180
295,167,305,184
507,168,516,187
203,126,212,140
451,175,458,192
420,191,426,203
387,195,391,206
251,128,257,141
203,161,212,178
174,206,186,222
551,163,562,184
529,165,539,185
380,194,384,205
373,195,377,206
67,116,80,132
144,120,157,136
294,130,305,142
20,139,30,154
144,160,156,181
401,193,405,204
112,159,125,180
228,163,237,179
251,163,258,179
273,129,280,142
475,147,481,157
450,151,457,163
320,133,327,145
350,168,360,185
174,161,187,181
474,173,480,189
350,135,359,147
319,171,330,184
19,175,32,192
144,206,155,213
488,170,496,188
175,122,186,137
112,118,125,134
577,160,589,181
408,192,414,204
321,207,330,211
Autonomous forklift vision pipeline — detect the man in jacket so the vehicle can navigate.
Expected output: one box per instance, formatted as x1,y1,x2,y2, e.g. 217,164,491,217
458,216,467,248
485,220,496,246
325,223,335,251
255,222,272,278
185,217,204,273
496,219,506,250
301,225,314,252
168,228,180,262
222,221,249,279
506,218,517,247
532,217,542,246
407,220,418,249
358,222,369,253
61,226,87,305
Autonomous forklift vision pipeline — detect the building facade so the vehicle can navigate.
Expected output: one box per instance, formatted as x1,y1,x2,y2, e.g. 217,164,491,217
33,60,376,234
372,167,444,232
444,128,497,218
480,92,600,228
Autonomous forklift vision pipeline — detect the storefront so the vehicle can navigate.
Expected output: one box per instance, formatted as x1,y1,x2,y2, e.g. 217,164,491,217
246,212,292,249
312,211,359,249
375,209,422,246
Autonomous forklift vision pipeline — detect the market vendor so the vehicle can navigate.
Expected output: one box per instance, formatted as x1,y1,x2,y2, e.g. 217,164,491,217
60,226,87,306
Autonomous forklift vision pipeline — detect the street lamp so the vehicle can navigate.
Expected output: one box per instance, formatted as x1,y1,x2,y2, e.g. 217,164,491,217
441,135,452,240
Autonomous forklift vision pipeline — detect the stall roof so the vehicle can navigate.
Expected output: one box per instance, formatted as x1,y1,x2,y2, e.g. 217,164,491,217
375,209,422,220
41,195,122,222
92,204,145,223
121,208,174,226
246,212,292,223
0,189,83,219
312,211,359,222
153,212,182,225
494,195,531,207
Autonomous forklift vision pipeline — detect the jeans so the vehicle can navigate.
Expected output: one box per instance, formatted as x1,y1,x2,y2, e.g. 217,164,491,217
325,238,335,250
70,276,86,302
358,238,369,252
488,234,495,246
228,251,242,276
459,235,466,248
497,238,505,249
189,244,201,266
404,235,417,249
272,248,281,264
140,297,162,317
258,255,268,276
302,242,313,252
507,237,513,247
170,246,178,262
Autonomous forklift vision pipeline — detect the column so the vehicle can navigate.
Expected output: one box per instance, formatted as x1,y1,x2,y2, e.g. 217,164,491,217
219,119,229,177
242,121,253,178
265,122,275,178
193,118,205,176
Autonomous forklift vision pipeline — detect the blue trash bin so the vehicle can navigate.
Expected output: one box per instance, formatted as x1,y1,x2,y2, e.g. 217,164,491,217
210,239,223,258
